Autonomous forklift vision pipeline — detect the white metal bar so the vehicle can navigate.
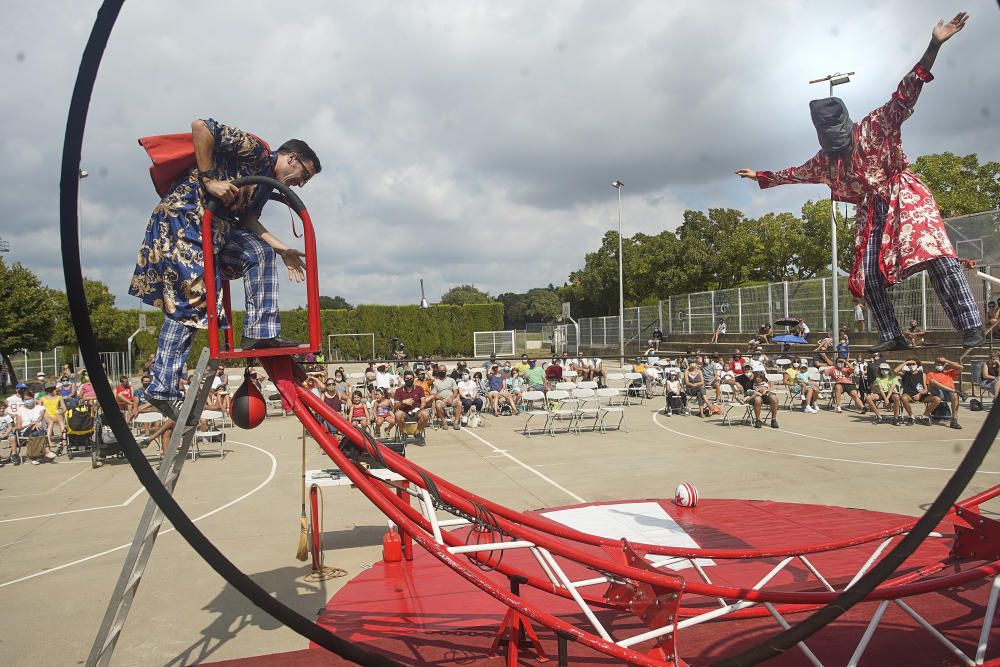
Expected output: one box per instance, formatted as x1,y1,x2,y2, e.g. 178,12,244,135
894,599,975,666
447,540,534,555
798,555,836,592
571,576,611,588
847,600,890,667
536,548,613,642
978,271,1000,288
437,518,472,527
976,575,1000,664
764,602,823,667
528,546,560,589
418,488,444,545
845,537,895,590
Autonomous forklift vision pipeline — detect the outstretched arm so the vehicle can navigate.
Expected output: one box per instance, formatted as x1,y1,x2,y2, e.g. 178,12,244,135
918,12,969,72
736,152,828,189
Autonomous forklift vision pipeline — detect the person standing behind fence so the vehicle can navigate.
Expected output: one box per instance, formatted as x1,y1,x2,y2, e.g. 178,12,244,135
737,12,983,352
854,301,867,332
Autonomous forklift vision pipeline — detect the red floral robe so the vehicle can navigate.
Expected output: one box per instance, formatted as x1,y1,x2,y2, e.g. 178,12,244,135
755,64,954,298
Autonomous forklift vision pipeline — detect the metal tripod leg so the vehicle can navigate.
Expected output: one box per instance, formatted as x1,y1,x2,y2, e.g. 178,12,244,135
87,348,219,667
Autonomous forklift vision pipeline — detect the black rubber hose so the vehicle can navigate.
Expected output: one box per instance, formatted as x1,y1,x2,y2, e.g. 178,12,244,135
58,3,397,665
712,397,1000,666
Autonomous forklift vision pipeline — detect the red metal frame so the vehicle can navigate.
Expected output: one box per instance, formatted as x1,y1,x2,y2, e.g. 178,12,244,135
200,182,321,360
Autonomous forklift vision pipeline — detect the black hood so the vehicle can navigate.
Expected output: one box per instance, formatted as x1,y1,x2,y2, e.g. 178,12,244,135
809,97,854,156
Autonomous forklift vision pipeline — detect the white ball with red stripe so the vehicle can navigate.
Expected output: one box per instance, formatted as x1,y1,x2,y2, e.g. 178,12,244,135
674,483,699,507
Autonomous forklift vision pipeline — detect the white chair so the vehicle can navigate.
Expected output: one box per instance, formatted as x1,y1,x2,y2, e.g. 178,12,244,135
577,380,599,391
766,373,787,405
562,369,578,383
262,383,285,416
521,390,549,436
192,410,226,460
543,389,576,435
570,387,601,433
623,372,646,405
596,388,625,431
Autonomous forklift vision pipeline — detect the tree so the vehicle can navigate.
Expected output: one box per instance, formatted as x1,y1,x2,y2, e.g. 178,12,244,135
799,199,854,276
507,288,562,326
440,284,491,305
318,295,353,310
911,152,1000,218
0,259,58,385
50,279,137,352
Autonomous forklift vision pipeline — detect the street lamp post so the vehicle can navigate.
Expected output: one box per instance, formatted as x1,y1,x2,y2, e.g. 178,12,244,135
809,71,854,339
611,180,625,367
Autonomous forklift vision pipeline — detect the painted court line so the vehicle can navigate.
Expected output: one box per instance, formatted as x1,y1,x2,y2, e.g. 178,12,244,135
0,440,277,589
780,427,972,446
1,488,145,524
458,427,587,503
651,413,1000,476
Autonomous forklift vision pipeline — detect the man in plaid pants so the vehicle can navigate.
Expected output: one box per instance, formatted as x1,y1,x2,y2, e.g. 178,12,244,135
737,12,984,352
129,119,320,420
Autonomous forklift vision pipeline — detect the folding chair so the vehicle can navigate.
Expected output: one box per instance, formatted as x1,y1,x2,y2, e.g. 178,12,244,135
596,388,625,432
542,389,576,435
623,373,646,405
521,390,549,436
569,387,601,433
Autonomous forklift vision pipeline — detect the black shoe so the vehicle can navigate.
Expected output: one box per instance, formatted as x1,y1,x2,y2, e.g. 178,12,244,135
868,336,912,352
893,416,901,426
963,327,986,349
240,335,302,350
904,416,914,426
916,415,931,425
873,415,883,424
754,420,763,429
860,406,868,415
950,419,963,430
770,418,779,429
147,397,182,422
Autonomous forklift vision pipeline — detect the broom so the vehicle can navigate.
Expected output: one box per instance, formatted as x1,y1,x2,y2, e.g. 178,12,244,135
295,424,309,561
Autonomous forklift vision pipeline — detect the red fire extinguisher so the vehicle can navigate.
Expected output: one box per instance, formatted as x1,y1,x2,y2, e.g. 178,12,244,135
382,522,402,563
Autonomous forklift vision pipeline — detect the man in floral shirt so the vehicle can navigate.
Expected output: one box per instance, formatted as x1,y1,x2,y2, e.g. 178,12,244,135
738,12,982,352
129,119,320,419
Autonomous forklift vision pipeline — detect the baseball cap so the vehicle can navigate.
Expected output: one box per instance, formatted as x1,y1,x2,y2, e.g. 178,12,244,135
15,383,27,390
36,372,45,378
879,363,891,370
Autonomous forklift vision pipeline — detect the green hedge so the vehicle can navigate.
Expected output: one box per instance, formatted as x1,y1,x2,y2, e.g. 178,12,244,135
124,303,503,363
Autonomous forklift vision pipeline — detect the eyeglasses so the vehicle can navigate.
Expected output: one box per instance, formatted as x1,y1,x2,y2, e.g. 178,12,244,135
294,155,314,184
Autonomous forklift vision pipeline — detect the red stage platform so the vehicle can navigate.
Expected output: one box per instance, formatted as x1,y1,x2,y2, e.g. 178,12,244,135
208,498,1000,666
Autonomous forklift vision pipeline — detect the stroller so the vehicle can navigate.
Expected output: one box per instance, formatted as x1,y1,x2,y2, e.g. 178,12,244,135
92,413,126,468
64,403,96,460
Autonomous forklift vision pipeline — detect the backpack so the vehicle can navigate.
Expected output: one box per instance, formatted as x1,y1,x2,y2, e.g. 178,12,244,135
138,131,271,197
65,405,96,436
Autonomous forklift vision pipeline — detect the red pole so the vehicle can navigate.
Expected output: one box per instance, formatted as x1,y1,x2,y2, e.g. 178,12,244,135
200,209,220,358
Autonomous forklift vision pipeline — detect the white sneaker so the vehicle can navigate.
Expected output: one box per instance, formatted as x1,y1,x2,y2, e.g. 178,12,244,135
805,406,816,414
31,459,40,465
45,451,57,459
835,406,842,414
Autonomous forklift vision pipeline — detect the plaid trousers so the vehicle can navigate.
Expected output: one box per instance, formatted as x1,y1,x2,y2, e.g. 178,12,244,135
148,228,282,400
865,199,982,341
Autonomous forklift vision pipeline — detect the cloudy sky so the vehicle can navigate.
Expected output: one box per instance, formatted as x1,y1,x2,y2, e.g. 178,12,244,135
2,1,998,311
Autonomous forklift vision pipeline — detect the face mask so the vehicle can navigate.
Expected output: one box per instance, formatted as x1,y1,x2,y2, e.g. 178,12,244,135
880,370,890,376
935,364,945,372
462,374,470,381
404,378,414,387
24,400,35,408
903,365,913,372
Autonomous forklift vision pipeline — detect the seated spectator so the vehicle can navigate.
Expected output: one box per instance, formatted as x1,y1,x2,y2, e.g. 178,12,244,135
987,301,999,335
415,369,435,410
756,322,772,344
794,318,811,342
320,378,343,433
39,384,67,451
374,365,393,392
590,356,605,387
648,327,664,351
0,401,16,465
59,376,77,409
16,396,57,464
812,339,832,368
486,366,516,416
866,363,902,424
393,369,429,439
828,359,864,413
331,369,350,409
458,371,484,421
507,369,525,410
683,362,707,417
481,353,499,371
663,370,684,416
431,366,463,430
981,352,1000,396
836,334,850,360
211,367,231,413
113,376,134,416
572,352,593,382
6,383,27,421
728,350,747,376
904,319,926,347
544,358,564,385
702,355,722,403
747,364,779,429
711,320,727,344
522,359,546,392
897,358,935,425
348,390,371,432
515,354,531,377
371,388,394,437
925,357,964,430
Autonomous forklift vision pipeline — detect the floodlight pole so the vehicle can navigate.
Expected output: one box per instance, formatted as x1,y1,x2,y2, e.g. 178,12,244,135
809,71,854,339
612,180,625,368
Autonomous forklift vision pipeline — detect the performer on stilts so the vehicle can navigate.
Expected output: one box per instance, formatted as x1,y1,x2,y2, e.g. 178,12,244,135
737,12,983,352
129,119,321,419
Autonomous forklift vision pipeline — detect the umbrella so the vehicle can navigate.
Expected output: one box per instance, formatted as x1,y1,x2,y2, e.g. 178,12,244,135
772,334,808,344
774,317,800,327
